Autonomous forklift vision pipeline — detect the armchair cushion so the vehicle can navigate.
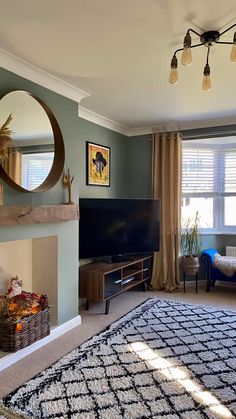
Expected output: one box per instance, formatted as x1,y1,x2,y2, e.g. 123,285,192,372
214,253,236,276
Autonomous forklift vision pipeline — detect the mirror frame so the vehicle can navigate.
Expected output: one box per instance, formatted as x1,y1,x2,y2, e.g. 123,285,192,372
0,90,65,193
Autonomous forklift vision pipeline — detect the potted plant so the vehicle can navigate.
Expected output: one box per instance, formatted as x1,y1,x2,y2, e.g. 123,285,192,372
180,211,201,275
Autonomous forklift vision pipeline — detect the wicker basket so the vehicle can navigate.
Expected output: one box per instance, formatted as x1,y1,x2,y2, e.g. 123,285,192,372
0,307,50,352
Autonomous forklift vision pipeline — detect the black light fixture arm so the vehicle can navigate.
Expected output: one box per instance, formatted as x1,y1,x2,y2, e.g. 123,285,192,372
218,23,236,37
172,43,203,58
206,45,210,65
186,28,202,37
215,41,235,45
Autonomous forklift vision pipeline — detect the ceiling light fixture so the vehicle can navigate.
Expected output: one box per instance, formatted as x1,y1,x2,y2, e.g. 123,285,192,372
169,24,236,91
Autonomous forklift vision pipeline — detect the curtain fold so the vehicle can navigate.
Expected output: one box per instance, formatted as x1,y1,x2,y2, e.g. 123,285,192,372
150,132,182,291
2,149,22,185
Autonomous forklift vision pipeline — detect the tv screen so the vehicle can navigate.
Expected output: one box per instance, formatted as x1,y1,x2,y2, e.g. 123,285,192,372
79,198,160,260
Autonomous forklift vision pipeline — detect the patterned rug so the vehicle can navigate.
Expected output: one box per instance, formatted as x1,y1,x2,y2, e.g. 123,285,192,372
1,298,236,419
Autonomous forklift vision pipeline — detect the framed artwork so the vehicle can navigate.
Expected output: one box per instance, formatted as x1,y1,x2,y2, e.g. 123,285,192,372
86,141,111,186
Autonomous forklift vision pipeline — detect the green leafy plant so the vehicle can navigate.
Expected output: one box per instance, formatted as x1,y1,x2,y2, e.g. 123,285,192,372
180,211,201,256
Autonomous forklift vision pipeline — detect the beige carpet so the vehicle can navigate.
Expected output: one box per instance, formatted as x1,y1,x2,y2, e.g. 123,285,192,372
0,282,236,399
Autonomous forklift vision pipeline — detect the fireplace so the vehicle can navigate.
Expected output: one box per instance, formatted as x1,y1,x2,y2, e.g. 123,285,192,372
0,204,80,369
0,204,79,325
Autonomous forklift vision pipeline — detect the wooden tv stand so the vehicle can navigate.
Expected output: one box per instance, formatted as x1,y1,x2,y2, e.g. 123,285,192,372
79,255,153,314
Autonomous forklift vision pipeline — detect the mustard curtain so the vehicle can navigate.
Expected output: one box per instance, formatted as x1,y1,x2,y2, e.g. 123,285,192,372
2,149,22,185
150,132,182,291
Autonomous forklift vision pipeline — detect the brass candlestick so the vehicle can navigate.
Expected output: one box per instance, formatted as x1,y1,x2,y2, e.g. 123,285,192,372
63,169,74,205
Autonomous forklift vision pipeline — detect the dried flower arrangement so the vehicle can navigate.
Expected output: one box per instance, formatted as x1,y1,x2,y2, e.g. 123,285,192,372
0,113,13,161
0,277,48,320
0,292,48,319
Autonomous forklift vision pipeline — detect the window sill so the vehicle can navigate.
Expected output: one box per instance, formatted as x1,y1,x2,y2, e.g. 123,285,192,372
200,231,236,235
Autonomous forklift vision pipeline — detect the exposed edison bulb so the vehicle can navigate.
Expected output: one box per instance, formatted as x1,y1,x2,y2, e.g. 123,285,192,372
169,68,178,84
230,44,236,62
181,48,192,66
202,75,211,91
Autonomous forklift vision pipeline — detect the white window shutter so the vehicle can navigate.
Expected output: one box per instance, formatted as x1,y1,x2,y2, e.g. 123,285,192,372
221,149,236,194
182,147,217,195
22,152,54,190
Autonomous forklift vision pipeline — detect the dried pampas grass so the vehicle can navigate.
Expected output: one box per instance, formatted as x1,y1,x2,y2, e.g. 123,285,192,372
0,113,13,161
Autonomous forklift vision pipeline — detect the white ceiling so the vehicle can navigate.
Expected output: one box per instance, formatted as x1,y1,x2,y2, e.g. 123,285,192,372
0,0,236,132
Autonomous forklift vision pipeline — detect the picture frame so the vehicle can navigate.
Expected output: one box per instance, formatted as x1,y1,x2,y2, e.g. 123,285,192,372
86,141,111,187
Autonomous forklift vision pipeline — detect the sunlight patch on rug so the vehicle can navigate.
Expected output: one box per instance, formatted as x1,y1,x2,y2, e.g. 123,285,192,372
130,341,233,418
0,298,236,418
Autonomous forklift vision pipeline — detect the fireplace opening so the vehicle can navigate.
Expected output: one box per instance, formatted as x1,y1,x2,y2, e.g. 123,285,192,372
0,235,58,328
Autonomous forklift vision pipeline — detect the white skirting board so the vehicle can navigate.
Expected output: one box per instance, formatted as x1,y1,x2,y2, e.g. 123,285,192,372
0,315,81,372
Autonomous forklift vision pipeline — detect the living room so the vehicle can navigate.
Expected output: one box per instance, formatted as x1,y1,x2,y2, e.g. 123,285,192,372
0,1,236,418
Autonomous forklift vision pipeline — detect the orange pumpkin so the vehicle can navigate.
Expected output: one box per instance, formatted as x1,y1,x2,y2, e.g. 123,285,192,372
8,303,18,312
16,322,23,332
31,306,39,314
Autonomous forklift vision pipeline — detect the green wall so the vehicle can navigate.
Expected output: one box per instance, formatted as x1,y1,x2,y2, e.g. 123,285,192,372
0,67,129,324
126,136,152,198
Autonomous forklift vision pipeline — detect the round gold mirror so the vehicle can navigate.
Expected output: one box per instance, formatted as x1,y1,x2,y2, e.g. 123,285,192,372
0,91,65,192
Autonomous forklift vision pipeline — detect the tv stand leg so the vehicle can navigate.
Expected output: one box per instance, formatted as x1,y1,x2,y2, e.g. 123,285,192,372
105,300,110,315
85,299,90,311
143,280,148,292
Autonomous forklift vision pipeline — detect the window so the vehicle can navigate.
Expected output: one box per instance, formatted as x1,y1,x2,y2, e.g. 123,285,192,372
182,139,236,232
22,152,54,190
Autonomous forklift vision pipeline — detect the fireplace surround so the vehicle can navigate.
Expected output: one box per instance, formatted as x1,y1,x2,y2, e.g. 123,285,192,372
0,203,80,370
0,204,80,326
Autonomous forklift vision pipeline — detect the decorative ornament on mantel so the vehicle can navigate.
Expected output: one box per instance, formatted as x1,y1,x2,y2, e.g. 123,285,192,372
169,23,236,91
0,113,13,161
63,168,74,205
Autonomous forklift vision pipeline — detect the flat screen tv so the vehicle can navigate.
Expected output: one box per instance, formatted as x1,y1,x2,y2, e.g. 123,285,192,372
79,198,160,260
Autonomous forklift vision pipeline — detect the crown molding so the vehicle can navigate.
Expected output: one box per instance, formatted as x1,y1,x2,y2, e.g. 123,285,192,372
0,47,89,103
0,46,235,135
79,107,236,137
79,106,129,136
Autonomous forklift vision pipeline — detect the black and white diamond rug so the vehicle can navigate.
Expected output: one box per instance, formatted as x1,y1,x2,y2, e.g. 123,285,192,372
1,298,236,419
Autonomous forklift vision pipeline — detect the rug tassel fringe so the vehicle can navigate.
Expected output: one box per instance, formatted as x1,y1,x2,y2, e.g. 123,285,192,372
0,404,30,419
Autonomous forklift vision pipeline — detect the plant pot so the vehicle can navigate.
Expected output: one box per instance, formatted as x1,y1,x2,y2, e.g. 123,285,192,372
182,255,199,276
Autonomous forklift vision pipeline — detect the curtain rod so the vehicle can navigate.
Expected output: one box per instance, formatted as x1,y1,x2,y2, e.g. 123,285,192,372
181,124,236,140
130,124,236,141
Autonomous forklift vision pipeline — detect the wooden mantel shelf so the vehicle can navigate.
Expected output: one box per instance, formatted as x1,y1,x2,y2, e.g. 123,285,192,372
0,204,80,226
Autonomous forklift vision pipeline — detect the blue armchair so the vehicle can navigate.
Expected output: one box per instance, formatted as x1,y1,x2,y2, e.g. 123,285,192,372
201,248,236,292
